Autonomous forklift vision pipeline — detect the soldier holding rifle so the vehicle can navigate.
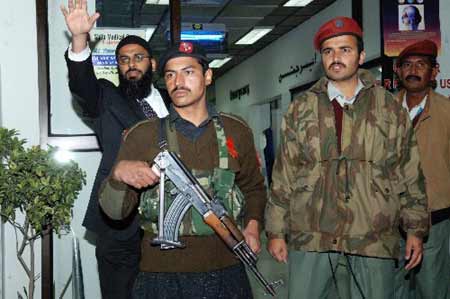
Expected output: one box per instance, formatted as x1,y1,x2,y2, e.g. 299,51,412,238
99,42,268,298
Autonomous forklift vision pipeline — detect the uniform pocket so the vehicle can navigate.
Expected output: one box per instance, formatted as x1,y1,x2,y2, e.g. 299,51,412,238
290,175,322,231
367,116,396,162
296,119,321,167
370,178,399,232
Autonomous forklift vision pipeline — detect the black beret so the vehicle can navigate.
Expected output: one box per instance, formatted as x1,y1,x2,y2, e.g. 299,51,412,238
158,41,208,74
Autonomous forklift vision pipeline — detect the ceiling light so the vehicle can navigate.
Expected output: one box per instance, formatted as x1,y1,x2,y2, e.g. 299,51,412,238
283,0,314,7
209,57,232,68
235,27,273,45
146,0,169,5
181,33,225,42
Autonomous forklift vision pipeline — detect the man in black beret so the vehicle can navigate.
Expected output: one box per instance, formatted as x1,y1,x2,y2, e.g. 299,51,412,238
61,0,170,298
99,41,267,298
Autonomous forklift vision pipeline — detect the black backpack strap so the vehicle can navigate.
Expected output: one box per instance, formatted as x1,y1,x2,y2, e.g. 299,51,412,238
158,117,180,154
158,117,168,150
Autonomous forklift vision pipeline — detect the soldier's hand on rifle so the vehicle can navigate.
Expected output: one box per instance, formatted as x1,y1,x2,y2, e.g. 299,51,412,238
267,238,288,263
61,0,100,52
243,219,261,254
113,160,160,189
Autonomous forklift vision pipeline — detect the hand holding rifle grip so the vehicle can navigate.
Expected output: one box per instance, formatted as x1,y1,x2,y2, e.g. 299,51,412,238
152,151,282,296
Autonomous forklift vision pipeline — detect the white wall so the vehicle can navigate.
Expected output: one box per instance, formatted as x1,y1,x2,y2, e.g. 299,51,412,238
0,1,41,298
53,152,101,299
363,0,381,61
215,0,353,138
0,1,101,298
47,0,102,297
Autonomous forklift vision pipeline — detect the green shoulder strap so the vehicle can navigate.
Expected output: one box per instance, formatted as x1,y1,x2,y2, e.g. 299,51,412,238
214,117,229,169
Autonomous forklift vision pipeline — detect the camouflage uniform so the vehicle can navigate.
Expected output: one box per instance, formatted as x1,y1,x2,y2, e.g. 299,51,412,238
265,69,428,298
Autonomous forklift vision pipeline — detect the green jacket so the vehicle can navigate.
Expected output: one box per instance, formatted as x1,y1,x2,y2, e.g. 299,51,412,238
265,69,428,259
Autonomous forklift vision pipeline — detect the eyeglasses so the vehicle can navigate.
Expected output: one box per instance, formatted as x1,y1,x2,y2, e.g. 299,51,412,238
117,53,151,65
399,61,430,71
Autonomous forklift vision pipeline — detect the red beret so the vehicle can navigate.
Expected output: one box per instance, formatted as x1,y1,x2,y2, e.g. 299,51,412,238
313,16,363,51
398,40,438,60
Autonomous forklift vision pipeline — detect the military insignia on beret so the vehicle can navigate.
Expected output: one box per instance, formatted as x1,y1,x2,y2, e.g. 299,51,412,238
335,19,344,28
179,42,194,54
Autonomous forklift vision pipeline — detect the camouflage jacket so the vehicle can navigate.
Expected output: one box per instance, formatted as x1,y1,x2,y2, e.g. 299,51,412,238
265,69,429,259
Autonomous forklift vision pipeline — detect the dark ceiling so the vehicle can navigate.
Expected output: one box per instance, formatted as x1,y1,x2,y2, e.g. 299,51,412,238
96,0,336,78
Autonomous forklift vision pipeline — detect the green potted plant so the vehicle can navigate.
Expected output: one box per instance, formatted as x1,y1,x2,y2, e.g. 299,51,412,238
0,128,86,299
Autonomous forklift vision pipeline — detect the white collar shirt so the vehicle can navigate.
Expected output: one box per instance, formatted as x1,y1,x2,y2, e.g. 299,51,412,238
327,78,365,107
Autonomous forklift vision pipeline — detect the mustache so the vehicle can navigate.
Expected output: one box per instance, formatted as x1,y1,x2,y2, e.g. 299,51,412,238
126,68,142,75
329,62,346,69
405,75,421,81
170,86,191,94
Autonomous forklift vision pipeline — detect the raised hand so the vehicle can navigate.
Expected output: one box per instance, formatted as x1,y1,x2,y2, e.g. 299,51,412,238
61,0,100,37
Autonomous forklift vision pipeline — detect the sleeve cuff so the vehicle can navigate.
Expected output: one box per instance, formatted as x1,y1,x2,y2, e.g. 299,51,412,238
67,43,91,62
109,177,129,191
98,180,127,220
405,228,428,239
266,232,285,240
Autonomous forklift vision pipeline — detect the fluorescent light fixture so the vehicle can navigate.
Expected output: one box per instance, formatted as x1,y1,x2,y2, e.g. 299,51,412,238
235,27,273,45
146,0,169,4
283,0,314,7
181,32,225,42
209,57,232,68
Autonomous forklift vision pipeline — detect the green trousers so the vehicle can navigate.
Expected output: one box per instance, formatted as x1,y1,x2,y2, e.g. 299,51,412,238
288,250,396,299
395,219,450,299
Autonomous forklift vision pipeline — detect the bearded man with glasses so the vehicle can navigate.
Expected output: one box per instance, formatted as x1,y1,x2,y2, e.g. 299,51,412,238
61,1,170,298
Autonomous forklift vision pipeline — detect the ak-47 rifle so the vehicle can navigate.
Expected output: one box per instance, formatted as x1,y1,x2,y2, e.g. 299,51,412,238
151,150,282,297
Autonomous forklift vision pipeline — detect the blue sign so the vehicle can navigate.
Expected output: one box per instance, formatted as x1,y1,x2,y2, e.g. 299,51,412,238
92,55,117,66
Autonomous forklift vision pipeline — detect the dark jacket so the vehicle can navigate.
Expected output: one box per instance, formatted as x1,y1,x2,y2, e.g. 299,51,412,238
65,52,170,240
99,111,267,272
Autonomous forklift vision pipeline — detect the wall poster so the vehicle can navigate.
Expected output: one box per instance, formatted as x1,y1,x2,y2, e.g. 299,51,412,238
382,0,441,57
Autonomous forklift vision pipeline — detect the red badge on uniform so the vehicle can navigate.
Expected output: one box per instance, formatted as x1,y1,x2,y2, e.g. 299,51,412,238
179,42,194,54
226,137,239,159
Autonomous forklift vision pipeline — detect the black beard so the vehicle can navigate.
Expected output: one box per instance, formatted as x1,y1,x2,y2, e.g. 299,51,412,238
118,68,153,101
